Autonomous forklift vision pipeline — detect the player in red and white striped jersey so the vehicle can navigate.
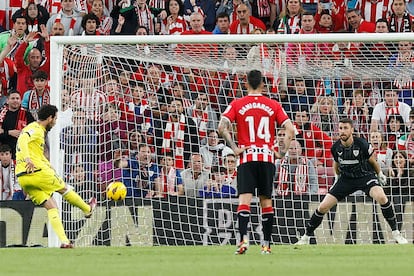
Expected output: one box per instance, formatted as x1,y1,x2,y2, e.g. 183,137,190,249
218,70,295,254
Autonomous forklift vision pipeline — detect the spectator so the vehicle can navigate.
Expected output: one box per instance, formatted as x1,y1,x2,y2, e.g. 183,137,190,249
91,0,113,35
386,114,407,150
105,75,133,121
99,103,131,161
15,0,49,33
46,0,83,36
184,0,216,32
310,96,340,140
388,41,414,101
158,151,183,197
171,82,192,108
294,107,333,167
50,22,66,36
159,98,199,169
246,28,273,73
0,35,17,100
97,147,124,197
370,85,411,133
111,0,138,35
128,130,144,157
186,92,218,143
355,0,392,24
0,11,27,58
370,131,393,176
0,144,24,200
22,70,50,120
289,78,313,115
135,0,157,35
15,27,50,97
128,84,153,141
343,89,370,140
386,150,414,231
122,143,161,198
0,91,35,159
60,108,98,177
199,165,236,198
346,8,375,33
216,0,252,24
71,74,106,121
222,153,237,191
162,0,187,35
274,0,303,34
275,139,318,196
212,12,230,34
180,152,209,197
314,2,344,32
387,0,413,33
67,163,95,200
229,3,266,34
397,110,414,165
81,12,100,35
199,129,233,170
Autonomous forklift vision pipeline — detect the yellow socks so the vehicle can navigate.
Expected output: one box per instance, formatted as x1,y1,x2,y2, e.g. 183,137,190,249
47,208,70,244
63,190,90,214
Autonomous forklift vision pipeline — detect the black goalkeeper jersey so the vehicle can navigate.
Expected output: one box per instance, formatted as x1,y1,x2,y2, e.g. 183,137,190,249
331,137,376,179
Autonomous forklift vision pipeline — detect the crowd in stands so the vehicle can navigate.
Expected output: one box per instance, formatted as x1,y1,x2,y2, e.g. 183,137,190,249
1,0,414,202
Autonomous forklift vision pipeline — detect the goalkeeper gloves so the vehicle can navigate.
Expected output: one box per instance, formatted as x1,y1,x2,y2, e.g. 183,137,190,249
377,172,387,186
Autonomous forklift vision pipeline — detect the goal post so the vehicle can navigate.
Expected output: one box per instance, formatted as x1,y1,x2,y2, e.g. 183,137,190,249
49,33,414,247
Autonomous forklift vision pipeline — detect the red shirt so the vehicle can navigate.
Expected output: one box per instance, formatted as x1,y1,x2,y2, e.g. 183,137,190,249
222,94,289,164
15,41,50,97
229,16,267,34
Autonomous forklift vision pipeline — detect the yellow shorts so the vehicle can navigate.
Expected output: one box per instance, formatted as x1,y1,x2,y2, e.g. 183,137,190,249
18,168,66,206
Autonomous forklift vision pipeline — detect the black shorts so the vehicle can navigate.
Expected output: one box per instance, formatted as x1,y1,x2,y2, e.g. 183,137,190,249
328,174,379,201
237,162,275,198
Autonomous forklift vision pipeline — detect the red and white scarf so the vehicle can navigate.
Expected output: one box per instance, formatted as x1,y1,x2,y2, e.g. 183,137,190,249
236,22,254,34
0,107,28,130
385,102,400,129
162,114,185,169
136,4,155,35
192,107,208,139
0,161,16,200
161,167,178,197
28,88,50,111
277,157,309,196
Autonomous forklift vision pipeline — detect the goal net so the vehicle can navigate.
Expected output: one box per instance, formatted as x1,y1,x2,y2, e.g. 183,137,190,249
49,33,414,247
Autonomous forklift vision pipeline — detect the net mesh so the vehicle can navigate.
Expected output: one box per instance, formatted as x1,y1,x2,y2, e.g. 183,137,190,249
56,37,414,246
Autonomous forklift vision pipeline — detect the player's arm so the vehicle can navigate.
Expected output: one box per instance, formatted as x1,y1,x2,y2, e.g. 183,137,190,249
368,150,387,185
281,120,295,157
17,130,36,173
218,116,246,156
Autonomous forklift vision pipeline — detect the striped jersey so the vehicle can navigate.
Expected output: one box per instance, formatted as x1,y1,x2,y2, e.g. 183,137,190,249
222,94,289,164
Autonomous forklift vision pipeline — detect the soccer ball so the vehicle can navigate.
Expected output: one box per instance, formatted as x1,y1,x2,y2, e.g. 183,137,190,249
106,181,127,201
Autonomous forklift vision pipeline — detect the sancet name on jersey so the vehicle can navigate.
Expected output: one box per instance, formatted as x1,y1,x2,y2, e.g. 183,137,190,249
238,102,274,116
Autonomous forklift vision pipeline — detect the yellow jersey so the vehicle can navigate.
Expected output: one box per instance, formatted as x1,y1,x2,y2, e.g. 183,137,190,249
16,121,51,175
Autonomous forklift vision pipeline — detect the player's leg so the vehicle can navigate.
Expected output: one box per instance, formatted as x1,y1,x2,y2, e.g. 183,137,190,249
305,194,338,235
369,186,408,244
259,196,273,254
43,197,73,247
55,175,96,218
257,162,276,254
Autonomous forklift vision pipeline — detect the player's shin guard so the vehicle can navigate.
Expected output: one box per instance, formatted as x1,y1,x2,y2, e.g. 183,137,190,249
261,207,273,243
381,201,397,231
63,189,90,214
47,208,70,244
306,209,325,236
237,204,251,242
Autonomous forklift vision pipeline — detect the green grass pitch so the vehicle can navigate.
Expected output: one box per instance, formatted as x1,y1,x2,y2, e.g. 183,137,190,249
1,245,413,276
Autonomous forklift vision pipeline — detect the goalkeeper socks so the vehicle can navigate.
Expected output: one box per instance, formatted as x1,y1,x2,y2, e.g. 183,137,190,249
237,204,250,242
63,190,91,214
261,207,274,243
47,208,70,244
381,201,397,231
306,209,325,236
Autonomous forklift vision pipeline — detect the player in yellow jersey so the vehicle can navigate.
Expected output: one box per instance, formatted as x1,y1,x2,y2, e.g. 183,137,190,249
16,104,97,248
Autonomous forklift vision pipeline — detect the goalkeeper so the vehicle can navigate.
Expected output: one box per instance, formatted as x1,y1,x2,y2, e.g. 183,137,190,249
296,117,408,245
15,104,96,248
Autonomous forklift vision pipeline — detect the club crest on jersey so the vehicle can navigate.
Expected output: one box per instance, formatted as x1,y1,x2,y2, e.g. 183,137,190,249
353,150,359,157
338,151,343,156
306,131,311,138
